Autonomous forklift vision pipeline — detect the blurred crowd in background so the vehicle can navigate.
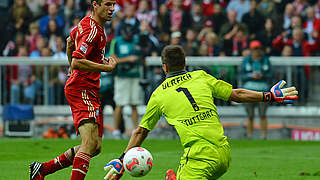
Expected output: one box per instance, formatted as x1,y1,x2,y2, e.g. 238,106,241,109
0,0,319,105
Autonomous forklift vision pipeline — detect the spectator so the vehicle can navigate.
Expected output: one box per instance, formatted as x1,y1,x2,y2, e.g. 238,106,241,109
52,36,67,59
38,3,64,36
242,0,265,40
226,0,250,22
10,46,30,104
26,22,42,53
273,28,319,102
198,43,209,56
17,46,39,104
208,3,227,34
274,45,293,81
170,31,182,45
204,32,221,56
67,15,81,35
135,0,157,30
281,3,295,30
183,28,199,56
257,0,277,20
241,40,272,139
8,0,33,35
163,0,192,36
221,10,248,56
202,0,215,17
272,28,319,56
116,4,140,36
106,17,121,52
190,2,206,33
26,0,45,18
138,20,159,57
109,23,143,139
257,18,278,56
156,3,169,47
60,0,76,37
3,32,26,57
30,36,47,57
280,15,308,41
303,6,320,43
219,10,247,41
315,0,320,18
46,19,63,52
167,0,193,11
197,20,214,44
292,0,308,15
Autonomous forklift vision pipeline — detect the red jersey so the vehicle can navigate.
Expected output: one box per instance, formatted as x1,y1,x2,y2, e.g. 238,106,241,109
65,15,107,94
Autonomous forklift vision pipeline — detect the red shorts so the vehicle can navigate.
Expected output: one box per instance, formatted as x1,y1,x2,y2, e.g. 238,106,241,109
65,89,103,137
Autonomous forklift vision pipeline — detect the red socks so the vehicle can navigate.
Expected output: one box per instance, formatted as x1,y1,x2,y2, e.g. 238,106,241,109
41,152,73,176
70,152,92,180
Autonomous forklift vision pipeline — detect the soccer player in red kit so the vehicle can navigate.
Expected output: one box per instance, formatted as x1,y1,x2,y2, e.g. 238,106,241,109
29,0,117,180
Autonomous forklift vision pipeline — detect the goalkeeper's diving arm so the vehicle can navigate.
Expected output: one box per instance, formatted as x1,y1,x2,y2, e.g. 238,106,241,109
229,80,298,103
229,89,263,103
124,126,150,153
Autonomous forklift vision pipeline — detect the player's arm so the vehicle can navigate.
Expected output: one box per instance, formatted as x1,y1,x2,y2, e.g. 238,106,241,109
125,126,149,152
229,80,298,103
66,36,75,75
103,127,150,180
71,56,117,72
104,94,161,180
66,36,75,66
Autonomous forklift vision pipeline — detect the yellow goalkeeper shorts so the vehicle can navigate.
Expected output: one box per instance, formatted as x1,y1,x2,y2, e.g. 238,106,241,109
176,141,231,180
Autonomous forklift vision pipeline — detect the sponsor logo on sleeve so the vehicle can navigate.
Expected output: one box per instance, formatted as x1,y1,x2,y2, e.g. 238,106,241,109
80,42,88,54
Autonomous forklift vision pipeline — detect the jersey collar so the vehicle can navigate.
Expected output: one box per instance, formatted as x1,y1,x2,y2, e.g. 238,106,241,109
89,15,104,30
166,70,188,79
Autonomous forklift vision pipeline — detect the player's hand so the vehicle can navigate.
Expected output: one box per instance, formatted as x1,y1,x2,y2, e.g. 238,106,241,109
104,159,124,180
66,36,75,48
263,80,298,104
67,67,73,77
104,56,117,72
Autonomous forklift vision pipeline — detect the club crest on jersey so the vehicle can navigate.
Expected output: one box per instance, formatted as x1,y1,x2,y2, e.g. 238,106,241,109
80,42,88,54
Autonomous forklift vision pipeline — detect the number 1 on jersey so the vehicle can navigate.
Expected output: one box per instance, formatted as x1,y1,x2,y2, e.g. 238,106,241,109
176,87,199,111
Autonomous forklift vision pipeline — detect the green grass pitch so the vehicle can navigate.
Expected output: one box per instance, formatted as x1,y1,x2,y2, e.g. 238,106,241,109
0,138,319,180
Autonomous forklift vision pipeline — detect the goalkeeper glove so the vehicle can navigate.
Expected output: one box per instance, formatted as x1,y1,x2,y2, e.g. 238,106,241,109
263,80,298,104
104,153,125,180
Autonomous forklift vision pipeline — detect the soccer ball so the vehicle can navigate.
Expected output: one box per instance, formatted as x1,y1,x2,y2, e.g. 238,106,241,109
123,147,153,177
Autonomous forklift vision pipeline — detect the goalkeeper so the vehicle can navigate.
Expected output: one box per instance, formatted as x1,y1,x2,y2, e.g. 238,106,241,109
104,45,298,180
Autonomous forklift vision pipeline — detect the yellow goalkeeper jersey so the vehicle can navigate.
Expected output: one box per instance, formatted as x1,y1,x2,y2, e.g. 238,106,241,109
139,70,232,148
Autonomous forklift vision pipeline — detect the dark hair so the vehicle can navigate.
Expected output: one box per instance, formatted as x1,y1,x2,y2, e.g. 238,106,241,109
161,45,185,72
91,0,102,10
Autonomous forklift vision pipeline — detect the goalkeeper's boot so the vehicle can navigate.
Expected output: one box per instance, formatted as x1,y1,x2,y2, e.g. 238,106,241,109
165,169,176,180
29,162,44,180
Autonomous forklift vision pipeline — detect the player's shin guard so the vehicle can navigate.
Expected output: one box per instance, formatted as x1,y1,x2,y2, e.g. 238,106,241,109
41,147,75,176
71,152,92,180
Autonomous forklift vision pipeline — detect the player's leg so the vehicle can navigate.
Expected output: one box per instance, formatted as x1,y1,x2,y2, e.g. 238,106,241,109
245,103,255,138
71,119,101,180
258,102,268,139
176,142,231,180
29,145,80,179
212,144,231,179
